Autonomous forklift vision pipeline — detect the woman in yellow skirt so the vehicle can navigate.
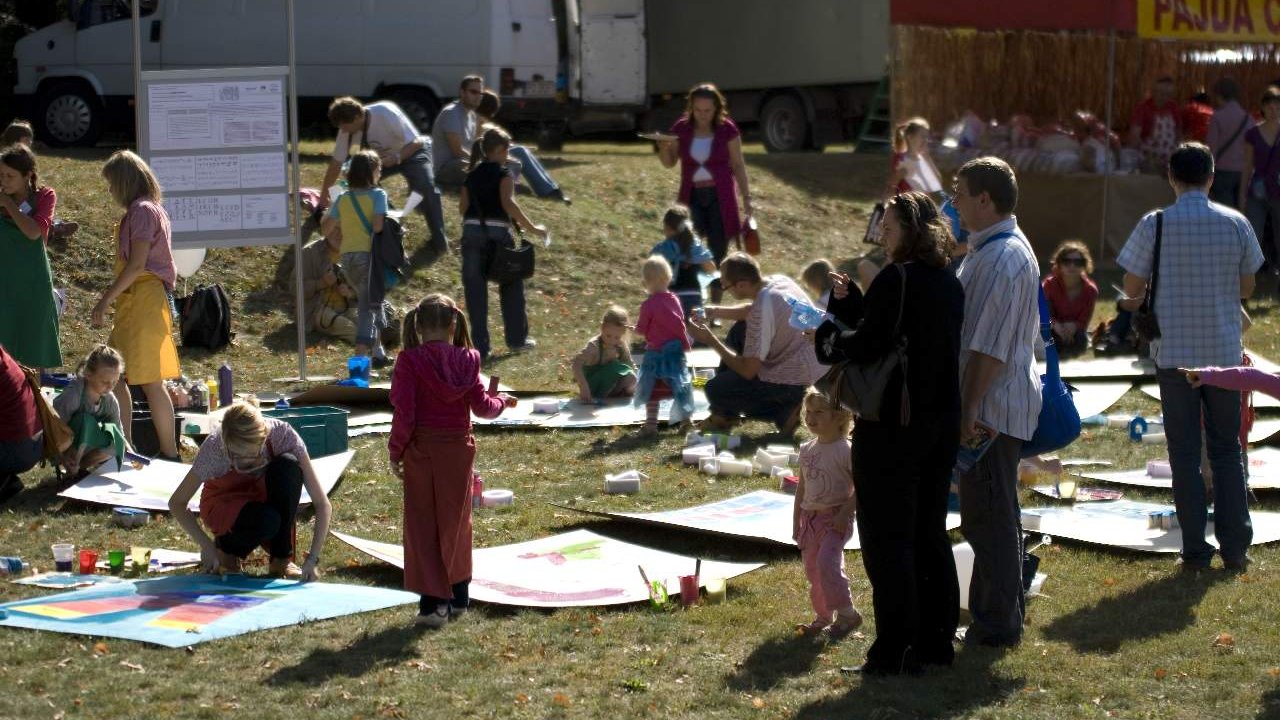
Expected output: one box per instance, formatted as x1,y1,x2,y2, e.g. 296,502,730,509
92,151,181,461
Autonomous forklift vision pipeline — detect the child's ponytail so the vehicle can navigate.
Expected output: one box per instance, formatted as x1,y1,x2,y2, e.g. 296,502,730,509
401,307,421,350
662,205,696,255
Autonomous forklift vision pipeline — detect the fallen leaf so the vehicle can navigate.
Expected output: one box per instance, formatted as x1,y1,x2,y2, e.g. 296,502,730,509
1154,668,1167,680
92,642,109,655
552,693,572,707
514,693,530,705
56,657,72,667
752,697,767,709
1102,577,1117,587
119,661,145,672
1213,632,1235,648
1269,668,1280,678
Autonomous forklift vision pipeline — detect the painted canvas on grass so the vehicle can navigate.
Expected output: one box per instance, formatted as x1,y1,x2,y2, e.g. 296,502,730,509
1021,499,1280,553
0,575,416,647
1079,447,1280,491
1069,382,1133,419
58,450,354,512
331,529,763,608
560,490,962,551
473,391,710,429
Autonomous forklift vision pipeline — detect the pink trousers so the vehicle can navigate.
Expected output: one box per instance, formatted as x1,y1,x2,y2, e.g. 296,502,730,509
798,508,855,620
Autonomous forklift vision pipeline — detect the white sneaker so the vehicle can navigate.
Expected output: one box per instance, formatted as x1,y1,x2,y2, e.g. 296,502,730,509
510,338,538,353
414,604,450,629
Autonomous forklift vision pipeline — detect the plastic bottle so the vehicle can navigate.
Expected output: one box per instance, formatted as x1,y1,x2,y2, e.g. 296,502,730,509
217,363,233,407
0,557,29,576
191,380,209,411
206,377,219,410
785,296,830,331
275,397,290,410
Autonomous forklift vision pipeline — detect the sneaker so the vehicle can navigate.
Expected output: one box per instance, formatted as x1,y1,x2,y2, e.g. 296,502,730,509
268,558,303,579
823,610,863,641
449,605,469,620
637,424,658,439
1223,554,1252,573
415,604,450,628
510,338,538,353
796,617,831,636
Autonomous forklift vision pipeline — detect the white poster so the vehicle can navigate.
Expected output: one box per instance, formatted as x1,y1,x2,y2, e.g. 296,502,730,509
148,80,285,151
163,193,289,233
152,153,287,193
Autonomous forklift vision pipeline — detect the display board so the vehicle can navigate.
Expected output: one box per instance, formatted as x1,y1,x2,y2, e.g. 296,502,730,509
139,67,293,249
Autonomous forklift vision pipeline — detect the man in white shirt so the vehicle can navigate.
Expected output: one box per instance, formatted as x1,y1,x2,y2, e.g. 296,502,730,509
432,75,483,188
320,97,449,261
950,156,1042,648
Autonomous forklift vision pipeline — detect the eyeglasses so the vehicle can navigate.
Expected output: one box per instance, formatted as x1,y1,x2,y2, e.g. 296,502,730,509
1058,257,1087,268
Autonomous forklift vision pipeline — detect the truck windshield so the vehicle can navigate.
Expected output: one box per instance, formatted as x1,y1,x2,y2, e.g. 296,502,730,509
75,0,157,30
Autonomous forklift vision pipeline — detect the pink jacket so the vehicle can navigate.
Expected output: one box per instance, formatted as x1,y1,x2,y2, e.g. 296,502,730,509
1192,366,1280,400
388,342,505,460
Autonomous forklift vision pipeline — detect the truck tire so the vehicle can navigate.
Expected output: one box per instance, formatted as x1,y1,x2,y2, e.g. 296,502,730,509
760,94,809,154
387,89,440,133
37,81,103,148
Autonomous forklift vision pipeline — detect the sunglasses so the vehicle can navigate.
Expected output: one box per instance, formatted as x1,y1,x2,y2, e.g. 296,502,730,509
1058,257,1087,268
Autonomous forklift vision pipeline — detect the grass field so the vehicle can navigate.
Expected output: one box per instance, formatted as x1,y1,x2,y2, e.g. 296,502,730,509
2,140,1280,720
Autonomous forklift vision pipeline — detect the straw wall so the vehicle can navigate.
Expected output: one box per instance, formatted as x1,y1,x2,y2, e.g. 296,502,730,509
892,24,1280,131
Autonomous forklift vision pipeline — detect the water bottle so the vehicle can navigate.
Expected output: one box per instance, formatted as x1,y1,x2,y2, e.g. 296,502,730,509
0,557,29,576
191,380,208,412
217,363,233,407
785,296,829,331
206,377,219,410
275,397,290,410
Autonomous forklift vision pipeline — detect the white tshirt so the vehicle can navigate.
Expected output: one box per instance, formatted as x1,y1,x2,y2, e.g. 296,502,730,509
331,101,420,164
690,137,713,182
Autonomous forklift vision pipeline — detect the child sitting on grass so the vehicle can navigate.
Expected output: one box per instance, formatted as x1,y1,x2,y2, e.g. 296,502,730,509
52,344,130,477
571,305,637,403
632,256,696,437
792,389,862,639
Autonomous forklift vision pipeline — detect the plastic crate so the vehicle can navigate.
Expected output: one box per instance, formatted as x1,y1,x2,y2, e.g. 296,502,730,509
263,405,349,458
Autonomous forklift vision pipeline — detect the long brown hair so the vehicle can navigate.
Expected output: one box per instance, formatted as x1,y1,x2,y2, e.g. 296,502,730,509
468,127,511,172
662,204,697,256
684,83,728,128
1,144,41,197
886,191,954,268
403,293,472,350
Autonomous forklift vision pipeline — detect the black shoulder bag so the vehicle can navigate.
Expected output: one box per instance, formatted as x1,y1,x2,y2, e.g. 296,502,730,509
1133,211,1163,342
470,168,535,284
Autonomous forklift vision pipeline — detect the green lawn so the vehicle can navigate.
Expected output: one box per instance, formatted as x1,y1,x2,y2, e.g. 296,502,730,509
2,141,1280,720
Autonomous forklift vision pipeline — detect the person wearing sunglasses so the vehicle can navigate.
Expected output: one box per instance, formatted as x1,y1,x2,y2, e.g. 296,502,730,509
433,75,485,188
169,402,332,580
1041,241,1098,358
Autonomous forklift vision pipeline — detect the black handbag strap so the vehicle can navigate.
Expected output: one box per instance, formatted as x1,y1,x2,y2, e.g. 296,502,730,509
888,262,907,340
1147,211,1163,309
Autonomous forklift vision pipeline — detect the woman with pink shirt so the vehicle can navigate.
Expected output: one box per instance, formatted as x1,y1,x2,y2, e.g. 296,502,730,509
0,144,61,368
92,151,180,461
657,84,753,303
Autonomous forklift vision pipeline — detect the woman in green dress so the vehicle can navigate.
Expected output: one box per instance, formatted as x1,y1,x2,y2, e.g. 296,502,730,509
0,144,61,369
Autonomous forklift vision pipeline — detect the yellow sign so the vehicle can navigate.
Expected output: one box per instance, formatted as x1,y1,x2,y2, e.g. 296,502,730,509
1138,0,1280,41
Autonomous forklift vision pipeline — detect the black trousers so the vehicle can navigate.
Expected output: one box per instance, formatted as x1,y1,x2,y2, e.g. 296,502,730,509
853,412,961,670
215,456,303,559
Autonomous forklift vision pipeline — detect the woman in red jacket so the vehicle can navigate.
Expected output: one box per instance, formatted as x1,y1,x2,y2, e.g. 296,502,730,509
1042,241,1098,358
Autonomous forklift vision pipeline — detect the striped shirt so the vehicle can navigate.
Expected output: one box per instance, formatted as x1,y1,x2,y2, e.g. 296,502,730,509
744,276,827,386
957,217,1043,441
1116,191,1263,368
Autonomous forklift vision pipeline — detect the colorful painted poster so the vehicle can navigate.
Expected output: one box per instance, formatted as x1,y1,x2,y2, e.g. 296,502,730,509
58,450,354,512
331,529,763,608
1022,499,1280,553
560,490,962,550
0,575,416,647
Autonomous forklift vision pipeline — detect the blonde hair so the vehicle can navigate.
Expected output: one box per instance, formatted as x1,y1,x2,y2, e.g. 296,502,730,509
801,259,835,296
80,344,124,377
893,117,930,153
642,255,673,288
102,150,162,206
403,293,472,350
803,388,854,437
602,304,630,328
221,402,269,456
1052,240,1094,274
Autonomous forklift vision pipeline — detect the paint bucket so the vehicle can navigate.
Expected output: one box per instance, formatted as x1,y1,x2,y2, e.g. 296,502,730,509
703,577,727,604
683,444,717,464
112,507,150,528
604,470,646,494
51,543,74,572
532,398,562,414
108,550,126,573
1146,460,1172,478
481,489,514,507
78,549,98,575
779,475,800,494
678,574,699,606
130,546,152,570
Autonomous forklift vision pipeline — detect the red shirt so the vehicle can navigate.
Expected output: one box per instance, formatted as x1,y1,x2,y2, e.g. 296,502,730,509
1042,273,1099,330
0,345,40,443
1131,97,1181,141
0,186,55,242
1181,101,1213,142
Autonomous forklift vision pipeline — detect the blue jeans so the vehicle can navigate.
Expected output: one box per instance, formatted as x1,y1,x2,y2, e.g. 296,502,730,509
509,144,560,197
461,225,528,357
1156,367,1252,566
380,146,448,255
340,251,385,348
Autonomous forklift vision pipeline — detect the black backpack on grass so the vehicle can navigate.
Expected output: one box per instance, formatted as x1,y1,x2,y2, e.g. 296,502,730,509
178,284,232,351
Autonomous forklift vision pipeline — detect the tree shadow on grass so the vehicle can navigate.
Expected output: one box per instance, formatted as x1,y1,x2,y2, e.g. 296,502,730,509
264,623,429,686
1040,571,1225,654
725,632,826,693
792,646,1019,720
1258,685,1280,720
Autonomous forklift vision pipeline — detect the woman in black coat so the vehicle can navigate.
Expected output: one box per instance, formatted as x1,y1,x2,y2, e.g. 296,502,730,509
815,191,965,675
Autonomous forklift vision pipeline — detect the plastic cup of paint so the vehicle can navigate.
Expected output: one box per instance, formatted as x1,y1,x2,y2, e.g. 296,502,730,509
51,543,75,572
703,577,727,604
1056,478,1077,500
678,574,700,606
78,549,98,575
108,550,126,573
130,546,152,571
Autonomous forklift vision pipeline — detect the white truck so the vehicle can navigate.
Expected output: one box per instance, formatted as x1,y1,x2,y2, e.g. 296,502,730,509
13,0,888,152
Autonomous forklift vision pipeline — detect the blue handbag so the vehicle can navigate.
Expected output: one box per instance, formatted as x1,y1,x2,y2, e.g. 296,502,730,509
1021,287,1081,457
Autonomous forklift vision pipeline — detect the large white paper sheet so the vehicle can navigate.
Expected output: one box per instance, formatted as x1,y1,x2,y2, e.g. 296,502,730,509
1079,447,1280,490
473,392,710,429
148,80,284,151
1021,499,1280,552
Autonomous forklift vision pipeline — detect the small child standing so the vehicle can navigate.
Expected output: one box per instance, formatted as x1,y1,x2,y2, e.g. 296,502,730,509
322,149,391,367
801,259,836,310
651,205,716,319
52,344,129,477
792,389,861,639
389,294,515,628
632,256,696,436
571,305,637,403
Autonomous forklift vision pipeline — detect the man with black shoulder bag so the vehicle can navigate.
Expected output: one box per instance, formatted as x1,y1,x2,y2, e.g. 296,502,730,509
1117,142,1264,573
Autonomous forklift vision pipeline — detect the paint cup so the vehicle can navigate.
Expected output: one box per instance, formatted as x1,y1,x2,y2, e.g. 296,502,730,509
703,577,727,604
130,546,152,571
779,475,800,494
678,574,699,606
51,543,75,572
683,444,717,464
108,550,126,573
78,549,98,575
1055,478,1077,500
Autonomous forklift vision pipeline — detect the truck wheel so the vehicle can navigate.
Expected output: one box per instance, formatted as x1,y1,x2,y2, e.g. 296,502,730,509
761,94,808,153
536,124,566,152
37,82,103,147
388,89,439,133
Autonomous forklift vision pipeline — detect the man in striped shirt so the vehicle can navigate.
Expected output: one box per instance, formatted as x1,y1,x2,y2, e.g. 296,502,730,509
951,157,1042,648
1118,142,1263,573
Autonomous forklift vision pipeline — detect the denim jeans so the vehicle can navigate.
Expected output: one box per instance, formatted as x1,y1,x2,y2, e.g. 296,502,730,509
460,224,528,357
381,146,448,255
1156,367,1252,566
340,251,386,348
509,144,560,197
957,433,1025,647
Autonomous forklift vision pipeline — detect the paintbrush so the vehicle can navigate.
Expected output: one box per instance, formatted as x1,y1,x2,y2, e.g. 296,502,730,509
694,558,701,587
638,565,653,601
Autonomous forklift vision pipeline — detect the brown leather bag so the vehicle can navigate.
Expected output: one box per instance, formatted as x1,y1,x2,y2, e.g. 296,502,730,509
19,364,73,460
